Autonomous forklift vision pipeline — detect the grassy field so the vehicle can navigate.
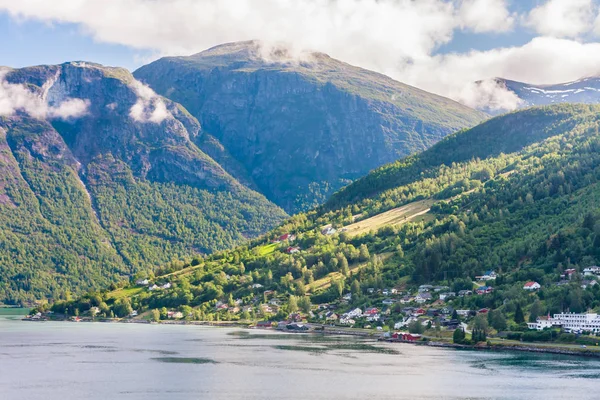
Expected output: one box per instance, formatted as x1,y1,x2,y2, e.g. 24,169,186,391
106,287,144,300
256,243,279,256
0,307,31,316
342,199,435,237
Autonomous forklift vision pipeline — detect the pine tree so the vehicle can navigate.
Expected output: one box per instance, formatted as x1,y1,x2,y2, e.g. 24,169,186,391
514,304,525,324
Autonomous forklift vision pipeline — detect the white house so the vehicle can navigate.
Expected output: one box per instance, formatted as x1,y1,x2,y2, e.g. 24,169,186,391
439,292,456,301
344,308,362,319
584,266,600,276
523,281,541,291
135,279,149,286
527,316,553,330
415,293,432,304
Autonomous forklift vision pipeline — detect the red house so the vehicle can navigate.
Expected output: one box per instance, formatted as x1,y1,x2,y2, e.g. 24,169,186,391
392,332,421,342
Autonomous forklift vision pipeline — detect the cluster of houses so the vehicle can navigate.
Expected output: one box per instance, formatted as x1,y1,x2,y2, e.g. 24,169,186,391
528,312,600,334
135,278,172,292
148,282,171,291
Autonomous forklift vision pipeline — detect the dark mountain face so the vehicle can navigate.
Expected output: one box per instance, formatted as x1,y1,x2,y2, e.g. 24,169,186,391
134,41,487,213
0,62,286,303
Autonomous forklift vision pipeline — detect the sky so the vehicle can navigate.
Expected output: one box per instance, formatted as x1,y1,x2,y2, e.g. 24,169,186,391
3,0,600,110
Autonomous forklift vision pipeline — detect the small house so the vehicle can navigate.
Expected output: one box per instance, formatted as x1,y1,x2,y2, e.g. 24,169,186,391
523,281,541,291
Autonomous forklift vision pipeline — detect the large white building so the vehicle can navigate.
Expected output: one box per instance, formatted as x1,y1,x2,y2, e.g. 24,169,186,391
528,313,600,334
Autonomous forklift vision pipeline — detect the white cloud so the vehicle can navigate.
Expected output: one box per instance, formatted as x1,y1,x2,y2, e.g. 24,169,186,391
0,71,89,119
459,0,514,33
403,37,600,110
1,1,600,112
48,98,90,119
128,80,170,123
524,0,595,38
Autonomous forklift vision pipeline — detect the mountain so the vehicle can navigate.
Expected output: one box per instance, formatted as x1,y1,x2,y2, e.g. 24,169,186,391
134,41,487,213
65,104,600,326
481,77,600,114
0,62,286,304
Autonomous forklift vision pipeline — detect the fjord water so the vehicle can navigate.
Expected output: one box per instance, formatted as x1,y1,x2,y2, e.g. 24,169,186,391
1,316,600,400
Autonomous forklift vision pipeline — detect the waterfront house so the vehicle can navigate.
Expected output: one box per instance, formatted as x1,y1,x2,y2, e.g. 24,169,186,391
527,315,553,331
391,332,421,341
256,321,273,329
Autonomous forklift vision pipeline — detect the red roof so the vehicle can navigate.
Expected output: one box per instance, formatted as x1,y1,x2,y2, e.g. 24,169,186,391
524,281,539,287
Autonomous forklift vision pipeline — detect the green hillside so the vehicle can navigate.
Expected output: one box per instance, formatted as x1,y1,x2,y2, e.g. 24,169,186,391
60,104,600,329
0,63,286,304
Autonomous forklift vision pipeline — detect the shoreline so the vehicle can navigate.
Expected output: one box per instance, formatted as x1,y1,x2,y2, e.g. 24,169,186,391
18,316,600,359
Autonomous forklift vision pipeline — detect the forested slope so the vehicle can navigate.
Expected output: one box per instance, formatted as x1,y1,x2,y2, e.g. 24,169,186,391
63,104,600,324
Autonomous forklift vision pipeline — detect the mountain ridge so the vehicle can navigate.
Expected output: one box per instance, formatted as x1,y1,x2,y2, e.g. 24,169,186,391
134,41,487,213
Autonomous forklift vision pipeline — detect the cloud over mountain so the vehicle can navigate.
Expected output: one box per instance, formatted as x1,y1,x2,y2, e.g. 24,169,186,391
3,0,600,110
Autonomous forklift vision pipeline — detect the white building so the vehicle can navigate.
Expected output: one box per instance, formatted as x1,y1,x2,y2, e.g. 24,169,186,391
584,266,600,276
528,313,600,334
527,316,554,330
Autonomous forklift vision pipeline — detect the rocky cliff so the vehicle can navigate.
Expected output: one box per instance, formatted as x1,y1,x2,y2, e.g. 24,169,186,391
134,41,488,212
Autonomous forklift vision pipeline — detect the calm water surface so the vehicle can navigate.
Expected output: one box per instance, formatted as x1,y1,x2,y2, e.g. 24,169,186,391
1,315,600,400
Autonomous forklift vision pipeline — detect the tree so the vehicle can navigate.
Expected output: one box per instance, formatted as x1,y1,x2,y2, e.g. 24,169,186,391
151,309,160,322
337,254,349,274
451,309,459,320
473,314,489,332
453,327,465,344
490,310,507,331
351,280,361,295
514,304,525,324
288,295,298,313
408,320,425,334
333,279,344,298
529,300,542,323
359,244,370,262
396,244,404,259
298,296,312,314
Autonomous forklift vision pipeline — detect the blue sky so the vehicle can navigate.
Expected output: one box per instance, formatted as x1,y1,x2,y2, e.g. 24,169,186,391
0,1,543,70
2,0,600,110
0,14,153,70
